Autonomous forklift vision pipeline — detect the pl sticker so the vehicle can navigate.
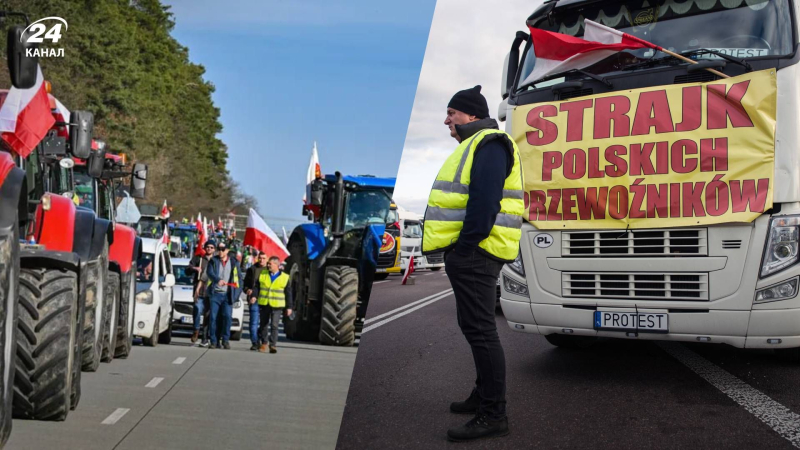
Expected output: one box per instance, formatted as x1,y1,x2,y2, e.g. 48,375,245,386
534,233,553,249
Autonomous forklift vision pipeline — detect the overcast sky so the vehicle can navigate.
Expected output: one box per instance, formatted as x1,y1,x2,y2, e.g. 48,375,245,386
393,0,543,214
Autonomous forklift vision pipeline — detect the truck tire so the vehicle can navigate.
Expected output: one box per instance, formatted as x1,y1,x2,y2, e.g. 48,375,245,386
544,333,595,349
158,304,172,345
0,211,19,443
430,267,442,271
283,241,319,342
114,270,135,358
101,272,120,363
319,266,358,347
143,312,159,347
14,268,78,421
81,244,108,372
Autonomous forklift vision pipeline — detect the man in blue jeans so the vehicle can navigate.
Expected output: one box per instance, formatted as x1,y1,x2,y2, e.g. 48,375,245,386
243,252,268,350
187,240,216,346
205,241,243,349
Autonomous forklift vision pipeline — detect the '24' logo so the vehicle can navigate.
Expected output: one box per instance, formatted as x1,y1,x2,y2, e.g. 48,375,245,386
21,17,68,44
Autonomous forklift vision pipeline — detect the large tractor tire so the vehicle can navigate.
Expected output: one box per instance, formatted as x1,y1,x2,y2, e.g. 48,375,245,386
0,211,19,443
319,266,358,347
114,270,135,358
14,268,78,421
283,239,319,342
101,272,120,363
81,244,108,372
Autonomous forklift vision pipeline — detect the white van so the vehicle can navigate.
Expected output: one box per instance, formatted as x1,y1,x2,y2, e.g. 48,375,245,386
135,238,175,346
399,207,444,271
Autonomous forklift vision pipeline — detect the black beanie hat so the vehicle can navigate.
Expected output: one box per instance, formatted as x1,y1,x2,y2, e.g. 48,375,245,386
448,85,489,119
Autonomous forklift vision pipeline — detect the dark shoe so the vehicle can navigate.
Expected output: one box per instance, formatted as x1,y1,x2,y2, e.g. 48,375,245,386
191,330,199,343
450,390,480,414
447,414,509,442
215,343,222,349
222,341,230,350
199,340,209,348
269,345,277,354
250,344,259,351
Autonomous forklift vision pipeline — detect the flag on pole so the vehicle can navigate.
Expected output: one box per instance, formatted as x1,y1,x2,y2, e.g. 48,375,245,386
162,221,170,245
160,200,170,219
0,66,55,157
51,96,71,138
303,141,321,204
519,21,654,88
243,208,290,261
401,247,416,285
194,217,206,256
281,226,289,246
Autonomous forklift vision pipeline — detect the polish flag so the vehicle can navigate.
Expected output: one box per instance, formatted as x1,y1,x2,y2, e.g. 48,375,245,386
0,66,55,157
519,20,655,87
401,248,415,285
160,200,170,219
194,218,206,256
243,208,290,261
303,141,321,204
51,96,71,138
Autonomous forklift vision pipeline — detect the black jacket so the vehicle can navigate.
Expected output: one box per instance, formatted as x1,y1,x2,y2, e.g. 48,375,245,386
452,118,513,261
243,264,267,297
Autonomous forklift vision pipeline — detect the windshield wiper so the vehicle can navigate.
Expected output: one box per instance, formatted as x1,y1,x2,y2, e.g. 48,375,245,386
517,68,612,93
680,49,753,71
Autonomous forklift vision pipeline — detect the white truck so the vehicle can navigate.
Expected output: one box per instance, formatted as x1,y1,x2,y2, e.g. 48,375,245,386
399,207,445,272
498,0,800,360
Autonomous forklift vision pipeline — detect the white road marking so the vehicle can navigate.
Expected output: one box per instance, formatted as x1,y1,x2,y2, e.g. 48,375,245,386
362,290,453,334
172,357,186,365
145,377,164,388
373,280,389,284
441,273,449,277
101,408,130,425
658,342,800,448
364,289,453,325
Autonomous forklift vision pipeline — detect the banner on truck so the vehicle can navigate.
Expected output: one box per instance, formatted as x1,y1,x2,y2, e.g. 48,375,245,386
510,69,776,229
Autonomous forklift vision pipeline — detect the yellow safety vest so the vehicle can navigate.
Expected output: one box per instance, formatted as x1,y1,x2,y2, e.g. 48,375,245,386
258,271,290,308
422,128,525,262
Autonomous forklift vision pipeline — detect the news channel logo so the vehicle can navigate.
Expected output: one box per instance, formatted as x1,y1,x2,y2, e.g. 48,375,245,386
21,17,68,58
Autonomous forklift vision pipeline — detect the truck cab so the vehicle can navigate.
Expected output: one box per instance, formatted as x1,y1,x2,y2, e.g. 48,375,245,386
499,0,800,358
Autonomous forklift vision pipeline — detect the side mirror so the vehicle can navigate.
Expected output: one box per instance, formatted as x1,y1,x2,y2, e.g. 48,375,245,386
70,111,94,159
500,52,511,100
87,148,106,178
7,26,37,89
130,163,147,199
162,273,176,288
310,179,324,206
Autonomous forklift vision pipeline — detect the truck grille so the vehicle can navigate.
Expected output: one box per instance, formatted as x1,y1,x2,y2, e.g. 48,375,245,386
427,252,444,265
377,251,397,268
563,272,709,301
562,229,707,257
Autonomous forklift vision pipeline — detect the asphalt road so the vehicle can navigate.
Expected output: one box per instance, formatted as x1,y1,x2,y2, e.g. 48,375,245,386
337,271,800,450
6,310,357,450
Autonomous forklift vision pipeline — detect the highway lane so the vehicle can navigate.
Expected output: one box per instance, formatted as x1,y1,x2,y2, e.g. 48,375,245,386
6,311,356,450
338,272,800,449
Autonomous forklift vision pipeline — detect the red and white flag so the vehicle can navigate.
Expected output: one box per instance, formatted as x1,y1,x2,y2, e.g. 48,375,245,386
194,217,206,256
243,208,290,261
303,141,321,204
520,20,656,87
160,200,170,219
0,66,55,157
162,221,170,245
401,247,416,285
51,96,70,138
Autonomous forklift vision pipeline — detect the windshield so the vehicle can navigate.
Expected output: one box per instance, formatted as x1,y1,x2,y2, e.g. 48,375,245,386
173,229,197,247
74,172,95,209
521,0,793,83
137,218,163,239
173,265,193,285
344,190,393,231
403,221,422,238
137,253,155,283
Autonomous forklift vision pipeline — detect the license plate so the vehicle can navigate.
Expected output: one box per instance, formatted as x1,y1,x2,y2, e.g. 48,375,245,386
181,316,193,325
593,311,668,333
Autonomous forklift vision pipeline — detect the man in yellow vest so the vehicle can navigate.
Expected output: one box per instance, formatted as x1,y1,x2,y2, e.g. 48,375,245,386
422,86,524,442
253,256,293,353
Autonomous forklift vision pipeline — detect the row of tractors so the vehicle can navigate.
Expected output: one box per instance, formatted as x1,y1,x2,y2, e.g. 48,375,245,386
0,17,148,445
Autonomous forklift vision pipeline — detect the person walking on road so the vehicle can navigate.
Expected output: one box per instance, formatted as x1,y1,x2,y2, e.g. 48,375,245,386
253,256,293,354
206,241,244,349
422,85,524,442
186,240,216,346
243,252,268,351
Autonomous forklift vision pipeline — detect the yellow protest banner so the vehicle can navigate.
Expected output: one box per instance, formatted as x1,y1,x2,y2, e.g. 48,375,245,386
510,69,776,229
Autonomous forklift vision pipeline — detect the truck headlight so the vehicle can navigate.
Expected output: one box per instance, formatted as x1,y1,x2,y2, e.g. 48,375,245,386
507,251,525,277
761,216,800,278
503,274,529,297
755,277,799,303
135,290,153,305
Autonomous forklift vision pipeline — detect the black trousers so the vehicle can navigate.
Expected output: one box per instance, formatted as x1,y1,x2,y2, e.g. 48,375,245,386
445,249,506,420
258,305,283,346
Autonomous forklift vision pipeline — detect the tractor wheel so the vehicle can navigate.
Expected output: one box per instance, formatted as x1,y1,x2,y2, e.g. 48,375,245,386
101,272,120,363
319,266,358,347
0,211,19,442
114,270,135,358
81,244,108,372
283,240,319,342
158,303,172,345
143,312,159,347
14,268,78,421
